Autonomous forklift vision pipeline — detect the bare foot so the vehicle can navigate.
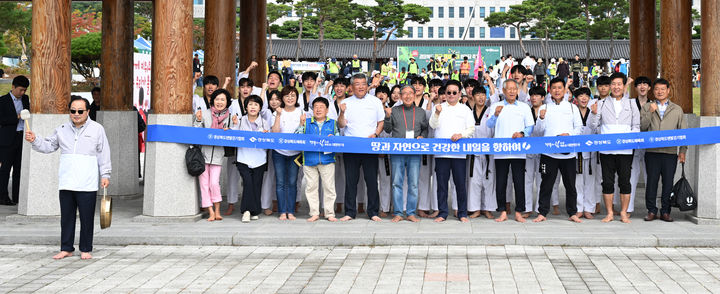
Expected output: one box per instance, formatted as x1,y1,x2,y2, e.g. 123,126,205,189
515,212,527,223
327,216,338,222
287,214,296,220
482,211,494,219
620,212,631,223
339,216,353,221
418,210,429,218
569,215,583,223
371,216,382,222
272,200,278,212
428,210,439,218
601,213,614,223
80,252,92,260
407,215,420,222
53,251,73,260
521,212,531,218
468,211,481,218
278,213,287,220
533,215,547,223
263,209,273,216
583,212,594,219
552,205,561,215
307,215,319,222
224,204,235,216
434,217,445,222
460,217,469,223
495,211,508,222
575,212,583,219
214,215,223,221
207,211,216,222
380,211,388,218
391,215,403,223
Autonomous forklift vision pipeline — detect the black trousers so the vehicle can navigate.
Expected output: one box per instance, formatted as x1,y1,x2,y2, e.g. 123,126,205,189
236,162,266,216
538,155,578,216
435,158,468,219
495,159,526,213
0,131,22,203
344,153,380,218
599,154,633,194
572,72,580,88
59,190,96,253
644,152,678,215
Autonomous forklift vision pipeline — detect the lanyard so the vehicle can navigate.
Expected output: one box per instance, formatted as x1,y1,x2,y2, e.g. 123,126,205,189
402,106,416,132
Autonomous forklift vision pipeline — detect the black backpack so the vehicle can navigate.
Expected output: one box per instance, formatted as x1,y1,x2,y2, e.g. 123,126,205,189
670,163,697,211
185,145,205,177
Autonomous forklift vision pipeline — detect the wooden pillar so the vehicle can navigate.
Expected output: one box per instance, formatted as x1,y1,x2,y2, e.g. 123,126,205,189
660,0,693,113
238,0,267,85
101,0,134,111
205,0,237,95
629,0,657,99
151,0,194,114
701,0,720,116
30,0,71,114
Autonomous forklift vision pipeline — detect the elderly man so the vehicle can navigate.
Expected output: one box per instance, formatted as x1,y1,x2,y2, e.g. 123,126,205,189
337,74,385,221
25,96,111,260
486,79,535,223
383,85,429,222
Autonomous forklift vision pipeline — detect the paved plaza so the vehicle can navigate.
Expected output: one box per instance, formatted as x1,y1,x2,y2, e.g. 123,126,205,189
2,244,720,293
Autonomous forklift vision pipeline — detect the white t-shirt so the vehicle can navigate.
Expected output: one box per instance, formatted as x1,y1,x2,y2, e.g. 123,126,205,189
429,102,475,159
537,100,583,159
342,94,384,138
489,100,535,160
274,107,303,156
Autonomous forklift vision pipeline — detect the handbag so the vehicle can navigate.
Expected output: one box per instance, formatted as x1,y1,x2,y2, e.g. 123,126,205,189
185,145,206,176
670,163,697,211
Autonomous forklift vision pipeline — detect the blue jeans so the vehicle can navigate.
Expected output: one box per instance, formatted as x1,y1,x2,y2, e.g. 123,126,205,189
390,155,420,217
272,151,299,214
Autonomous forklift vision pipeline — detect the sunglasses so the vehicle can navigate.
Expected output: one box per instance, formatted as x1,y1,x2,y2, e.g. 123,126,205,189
70,109,86,114
447,91,459,95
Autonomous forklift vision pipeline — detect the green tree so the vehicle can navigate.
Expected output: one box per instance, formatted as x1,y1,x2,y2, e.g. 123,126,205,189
0,2,31,65
554,18,587,40
307,0,352,62
0,34,9,57
526,0,562,63
70,32,102,85
267,2,292,55
590,0,629,61
485,2,535,54
361,0,431,69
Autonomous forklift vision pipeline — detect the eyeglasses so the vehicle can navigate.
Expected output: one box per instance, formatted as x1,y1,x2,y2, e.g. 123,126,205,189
447,91,459,95
70,109,86,114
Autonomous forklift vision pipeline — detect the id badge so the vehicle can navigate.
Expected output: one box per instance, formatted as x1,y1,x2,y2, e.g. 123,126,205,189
405,130,414,139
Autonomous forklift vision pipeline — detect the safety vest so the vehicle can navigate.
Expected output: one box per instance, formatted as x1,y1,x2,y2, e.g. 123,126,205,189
328,62,339,74
388,74,397,85
381,64,389,76
432,61,442,72
408,62,418,74
352,59,360,69
440,61,449,74
451,72,460,81
460,62,471,75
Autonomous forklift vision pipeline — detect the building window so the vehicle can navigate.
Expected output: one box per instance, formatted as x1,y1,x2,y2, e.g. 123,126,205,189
449,7,454,18
439,7,444,18
449,27,454,38
469,7,474,17
479,7,485,18
418,27,423,38
428,27,434,38
407,27,413,38
490,7,495,14
193,0,203,4
439,27,444,38
500,7,506,13
510,27,515,38
469,27,475,38
459,27,464,38
286,9,293,17
429,7,433,18
459,7,464,18
479,27,485,38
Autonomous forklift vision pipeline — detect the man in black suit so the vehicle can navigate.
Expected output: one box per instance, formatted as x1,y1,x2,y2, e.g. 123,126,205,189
0,76,30,205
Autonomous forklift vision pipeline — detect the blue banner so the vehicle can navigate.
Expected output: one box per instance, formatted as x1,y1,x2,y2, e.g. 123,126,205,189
146,125,720,155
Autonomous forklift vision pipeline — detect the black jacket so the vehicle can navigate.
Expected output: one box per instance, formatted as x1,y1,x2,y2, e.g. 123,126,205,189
0,93,30,146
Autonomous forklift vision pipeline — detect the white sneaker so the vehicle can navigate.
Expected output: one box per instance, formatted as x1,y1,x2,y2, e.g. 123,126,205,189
242,211,251,223
251,215,259,220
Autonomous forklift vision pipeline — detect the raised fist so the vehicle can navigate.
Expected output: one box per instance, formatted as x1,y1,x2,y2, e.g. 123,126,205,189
25,130,35,143
195,110,203,121
435,104,442,115
494,105,504,116
384,107,392,117
300,113,306,126
539,109,547,119
339,103,347,113
648,102,658,113
591,103,598,114
232,114,239,125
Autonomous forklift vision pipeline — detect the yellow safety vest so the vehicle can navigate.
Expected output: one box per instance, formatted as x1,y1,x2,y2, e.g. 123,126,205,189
408,62,418,74
352,59,360,69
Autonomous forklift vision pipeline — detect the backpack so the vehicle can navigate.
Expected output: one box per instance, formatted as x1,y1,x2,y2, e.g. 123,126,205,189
670,163,697,211
185,145,205,177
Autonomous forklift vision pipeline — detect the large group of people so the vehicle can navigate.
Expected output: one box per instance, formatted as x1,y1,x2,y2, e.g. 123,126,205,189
186,56,687,226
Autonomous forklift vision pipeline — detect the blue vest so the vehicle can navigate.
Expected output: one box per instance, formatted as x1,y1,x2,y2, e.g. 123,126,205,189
303,118,337,166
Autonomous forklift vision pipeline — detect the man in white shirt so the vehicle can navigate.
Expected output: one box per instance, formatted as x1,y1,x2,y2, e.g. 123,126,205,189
429,80,475,222
533,78,584,223
591,72,639,223
337,74,385,222
192,75,219,112
486,79,535,223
